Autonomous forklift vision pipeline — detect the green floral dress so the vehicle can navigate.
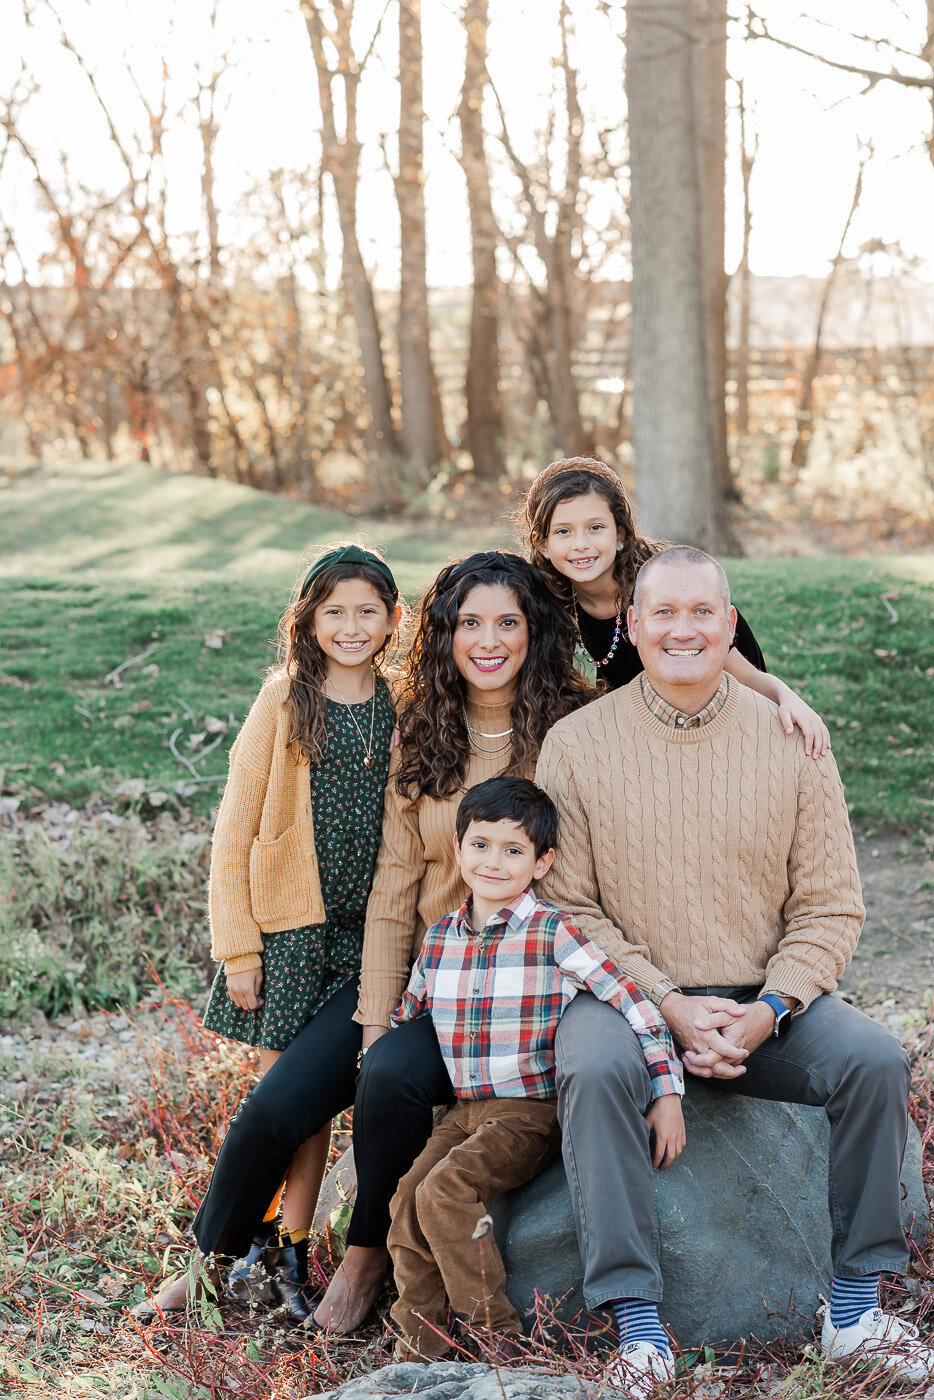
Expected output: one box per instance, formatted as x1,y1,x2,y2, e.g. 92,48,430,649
202,681,395,1051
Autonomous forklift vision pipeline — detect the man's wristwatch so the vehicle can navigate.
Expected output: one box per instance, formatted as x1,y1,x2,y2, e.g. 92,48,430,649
757,992,792,1036
648,976,680,1008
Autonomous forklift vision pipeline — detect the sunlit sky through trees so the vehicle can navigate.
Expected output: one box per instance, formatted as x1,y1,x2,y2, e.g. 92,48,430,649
3,0,934,288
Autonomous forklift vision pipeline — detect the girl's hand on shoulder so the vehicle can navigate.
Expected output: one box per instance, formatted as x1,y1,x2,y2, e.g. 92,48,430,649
777,686,832,758
646,1094,686,1169
227,968,264,1011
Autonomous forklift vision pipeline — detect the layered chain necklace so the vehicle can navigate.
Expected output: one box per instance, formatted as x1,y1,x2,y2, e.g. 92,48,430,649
328,679,378,769
573,591,622,670
466,717,514,756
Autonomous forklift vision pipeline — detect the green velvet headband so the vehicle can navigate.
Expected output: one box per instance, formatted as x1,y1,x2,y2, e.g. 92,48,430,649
300,544,399,602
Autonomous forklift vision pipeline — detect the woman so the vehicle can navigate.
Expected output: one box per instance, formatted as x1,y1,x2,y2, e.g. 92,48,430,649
520,457,830,753
312,550,591,1332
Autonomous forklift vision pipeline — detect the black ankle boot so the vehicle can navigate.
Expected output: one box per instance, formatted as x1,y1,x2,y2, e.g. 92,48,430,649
226,1230,277,1306
264,1232,318,1325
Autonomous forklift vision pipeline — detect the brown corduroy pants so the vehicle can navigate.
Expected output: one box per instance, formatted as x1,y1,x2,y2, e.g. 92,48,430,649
388,1096,561,1357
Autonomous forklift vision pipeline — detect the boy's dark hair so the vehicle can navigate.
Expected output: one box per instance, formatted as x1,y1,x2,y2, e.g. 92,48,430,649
456,777,558,858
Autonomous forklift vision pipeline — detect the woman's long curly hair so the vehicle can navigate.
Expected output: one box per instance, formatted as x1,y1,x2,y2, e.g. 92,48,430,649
275,547,401,766
519,457,664,613
395,551,592,801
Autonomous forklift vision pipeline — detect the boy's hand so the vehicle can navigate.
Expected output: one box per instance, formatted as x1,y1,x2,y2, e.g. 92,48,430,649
646,1094,686,1169
226,968,264,1011
361,1024,390,1051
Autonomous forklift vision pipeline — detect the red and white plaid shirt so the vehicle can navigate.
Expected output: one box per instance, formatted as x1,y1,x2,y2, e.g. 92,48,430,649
391,888,683,1101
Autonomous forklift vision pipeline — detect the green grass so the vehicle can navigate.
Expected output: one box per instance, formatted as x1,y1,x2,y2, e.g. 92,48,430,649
725,556,934,832
1,460,931,831
0,461,511,811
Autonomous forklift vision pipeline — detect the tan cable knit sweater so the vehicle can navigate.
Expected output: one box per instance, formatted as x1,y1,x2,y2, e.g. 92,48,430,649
535,677,864,1011
356,697,530,1027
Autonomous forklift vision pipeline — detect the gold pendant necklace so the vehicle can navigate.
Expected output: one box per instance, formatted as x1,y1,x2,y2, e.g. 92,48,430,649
328,678,378,769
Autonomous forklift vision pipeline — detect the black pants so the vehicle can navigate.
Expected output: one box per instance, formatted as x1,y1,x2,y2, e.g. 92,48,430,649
347,1014,455,1247
193,979,361,1257
192,986,454,1258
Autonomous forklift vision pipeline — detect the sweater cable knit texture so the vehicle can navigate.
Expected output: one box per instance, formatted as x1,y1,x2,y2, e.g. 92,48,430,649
535,678,864,1009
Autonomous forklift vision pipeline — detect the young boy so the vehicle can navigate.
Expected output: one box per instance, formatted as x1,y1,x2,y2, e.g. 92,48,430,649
386,776,684,1362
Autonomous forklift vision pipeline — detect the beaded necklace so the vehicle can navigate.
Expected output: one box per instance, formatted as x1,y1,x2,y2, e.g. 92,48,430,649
573,592,623,670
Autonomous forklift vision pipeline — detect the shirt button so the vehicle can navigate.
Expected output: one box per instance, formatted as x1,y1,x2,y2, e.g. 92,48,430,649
676,715,685,726
469,1072,476,1080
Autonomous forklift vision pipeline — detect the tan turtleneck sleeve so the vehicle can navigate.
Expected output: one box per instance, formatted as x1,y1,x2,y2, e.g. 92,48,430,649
356,697,520,1027
536,678,864,1011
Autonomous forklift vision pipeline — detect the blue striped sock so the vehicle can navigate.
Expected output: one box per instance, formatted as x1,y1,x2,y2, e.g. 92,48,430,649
829,1274,880,1329
611,1298,670,1353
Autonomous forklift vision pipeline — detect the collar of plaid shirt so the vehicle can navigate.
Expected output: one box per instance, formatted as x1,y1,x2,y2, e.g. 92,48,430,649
454,887,539,940
640,672,729,730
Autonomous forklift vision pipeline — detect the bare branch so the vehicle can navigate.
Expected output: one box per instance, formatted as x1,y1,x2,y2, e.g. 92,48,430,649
748,12,933,90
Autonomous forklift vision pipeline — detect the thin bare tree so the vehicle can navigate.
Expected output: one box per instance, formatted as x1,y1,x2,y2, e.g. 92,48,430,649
393,0,450,479
458,0,506,481
301,0,400,460
734,72,758,440
492,0,587,455
790,143,871,474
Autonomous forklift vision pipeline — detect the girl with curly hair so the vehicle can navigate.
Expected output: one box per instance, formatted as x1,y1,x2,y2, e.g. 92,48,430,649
521,457,831,754
134,543,402,1325
312,550,592,1333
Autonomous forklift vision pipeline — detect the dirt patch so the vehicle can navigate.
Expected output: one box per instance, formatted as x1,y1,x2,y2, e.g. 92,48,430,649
842,826,934,1013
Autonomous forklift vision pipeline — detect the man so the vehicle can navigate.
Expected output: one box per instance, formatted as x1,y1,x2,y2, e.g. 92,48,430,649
536,546,924,1395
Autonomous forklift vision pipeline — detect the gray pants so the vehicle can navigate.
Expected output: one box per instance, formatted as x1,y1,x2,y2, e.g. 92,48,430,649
555,988,911,1309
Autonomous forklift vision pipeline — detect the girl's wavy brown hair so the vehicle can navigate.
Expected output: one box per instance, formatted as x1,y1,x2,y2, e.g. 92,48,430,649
275,547,400,766
519,457,664,613
395,551,592,801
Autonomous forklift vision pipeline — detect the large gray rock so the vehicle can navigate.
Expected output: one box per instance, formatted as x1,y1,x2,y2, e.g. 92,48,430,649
489,1082,930,1348
310,1361,599,1400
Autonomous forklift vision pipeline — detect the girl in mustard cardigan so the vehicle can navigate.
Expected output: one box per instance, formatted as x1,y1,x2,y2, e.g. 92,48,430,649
135,543,401,1325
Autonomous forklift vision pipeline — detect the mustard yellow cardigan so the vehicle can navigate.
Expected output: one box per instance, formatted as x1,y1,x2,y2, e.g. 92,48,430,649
209,671,326,977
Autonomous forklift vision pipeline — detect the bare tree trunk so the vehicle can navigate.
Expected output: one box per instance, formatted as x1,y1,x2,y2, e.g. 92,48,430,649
492,0,585,455
790,145,869,474
395,0,449,479
301,2,399,459
549,0,586,453
735,74,757,439
691,0,734,496
199,111,221,280
458,0,506,482
626,0,735,550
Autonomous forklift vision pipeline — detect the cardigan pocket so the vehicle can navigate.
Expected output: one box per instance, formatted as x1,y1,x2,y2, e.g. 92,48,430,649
248,823,310,928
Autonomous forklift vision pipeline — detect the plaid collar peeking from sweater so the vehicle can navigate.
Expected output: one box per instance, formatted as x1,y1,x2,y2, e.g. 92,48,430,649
640,673,729,730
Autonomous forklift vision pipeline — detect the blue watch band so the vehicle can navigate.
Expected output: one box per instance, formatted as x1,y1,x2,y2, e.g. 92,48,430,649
757,992,791,1035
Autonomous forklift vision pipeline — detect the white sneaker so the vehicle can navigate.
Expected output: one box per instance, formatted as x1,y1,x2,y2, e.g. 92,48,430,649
606,1341,676,1398
820,1306,934,1381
